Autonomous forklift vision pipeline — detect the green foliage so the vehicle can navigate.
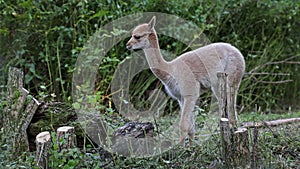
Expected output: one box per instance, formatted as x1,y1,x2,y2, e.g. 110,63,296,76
213,0,300,112
1,112,300,168
0,0,300,167
48,132,82,169
1,0,299,111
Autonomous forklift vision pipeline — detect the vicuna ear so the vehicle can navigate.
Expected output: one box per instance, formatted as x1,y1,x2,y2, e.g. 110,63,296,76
147,16,156,32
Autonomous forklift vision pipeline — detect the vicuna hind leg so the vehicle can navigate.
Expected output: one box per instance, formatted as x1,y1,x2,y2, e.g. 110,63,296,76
179,96,197,146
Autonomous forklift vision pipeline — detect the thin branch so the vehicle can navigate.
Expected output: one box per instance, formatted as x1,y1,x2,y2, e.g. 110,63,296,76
250,76,293,84
248,55,300,74
255,79,293,84
245,72,290,76
285,61,300,64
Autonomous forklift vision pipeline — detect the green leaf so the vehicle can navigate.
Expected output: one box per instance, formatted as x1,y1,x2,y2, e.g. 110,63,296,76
89,10,109,20
72,102,81,109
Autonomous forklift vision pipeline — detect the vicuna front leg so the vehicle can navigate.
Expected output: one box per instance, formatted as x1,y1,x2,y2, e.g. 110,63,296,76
179,96,197,146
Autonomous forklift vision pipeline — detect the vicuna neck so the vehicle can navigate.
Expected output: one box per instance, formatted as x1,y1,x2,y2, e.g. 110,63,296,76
143,31,169,80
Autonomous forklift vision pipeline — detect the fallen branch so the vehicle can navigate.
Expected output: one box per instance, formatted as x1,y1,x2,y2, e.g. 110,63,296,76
241,118,300,128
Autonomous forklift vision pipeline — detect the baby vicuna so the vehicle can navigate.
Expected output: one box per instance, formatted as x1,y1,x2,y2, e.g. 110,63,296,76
126,16,245,146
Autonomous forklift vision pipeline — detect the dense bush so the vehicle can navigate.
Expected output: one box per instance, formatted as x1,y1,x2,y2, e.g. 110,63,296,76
0,0,299,112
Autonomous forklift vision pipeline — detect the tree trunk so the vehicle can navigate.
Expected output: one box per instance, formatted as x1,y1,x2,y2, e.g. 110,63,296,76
2,67,40,156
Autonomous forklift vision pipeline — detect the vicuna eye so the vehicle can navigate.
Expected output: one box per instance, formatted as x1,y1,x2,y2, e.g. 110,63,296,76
134,35,141,39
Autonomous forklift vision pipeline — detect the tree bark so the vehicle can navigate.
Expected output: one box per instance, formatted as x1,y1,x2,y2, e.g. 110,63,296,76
233,127,250,166
217,72,228,119
220,118,233,164
251,127,259,168
3,67,40,156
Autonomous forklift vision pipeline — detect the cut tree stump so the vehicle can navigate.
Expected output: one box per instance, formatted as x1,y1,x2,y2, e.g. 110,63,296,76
35,131,51,169
220,118,233,164
57,126,75,151
3,67,40,155
217,72,249,167
233,127,250,165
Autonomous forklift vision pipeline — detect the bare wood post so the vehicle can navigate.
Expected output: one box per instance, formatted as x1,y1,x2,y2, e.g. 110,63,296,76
217,72,249,167
220,118,233,164
227,85,237,127
218,72,234,165
57,126,75,151
35,131,51,169
3,67,40,156
217,72,228,118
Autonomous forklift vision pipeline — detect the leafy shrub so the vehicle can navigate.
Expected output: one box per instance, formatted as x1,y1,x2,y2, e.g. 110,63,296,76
0,0,299,117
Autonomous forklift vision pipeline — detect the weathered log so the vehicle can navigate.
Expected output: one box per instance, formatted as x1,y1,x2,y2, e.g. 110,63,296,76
3,67,40,155
111,121,155,156
114,121,154,138
57,126,75,151
35,131,51,169
241,118,300,128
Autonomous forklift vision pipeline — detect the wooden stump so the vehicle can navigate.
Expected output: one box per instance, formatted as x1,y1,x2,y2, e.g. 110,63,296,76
220,118,233,164
57,126,75,151
220,119,250,167
233,127,250,166
217,72,249,167
3,67,40,155
35,131,51,169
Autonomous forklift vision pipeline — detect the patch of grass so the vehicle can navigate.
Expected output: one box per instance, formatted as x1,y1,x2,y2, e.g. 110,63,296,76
255,123,300,168
1,112,299,168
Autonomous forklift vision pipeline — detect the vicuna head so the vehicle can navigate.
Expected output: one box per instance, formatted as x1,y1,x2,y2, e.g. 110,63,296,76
126,16,157,50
